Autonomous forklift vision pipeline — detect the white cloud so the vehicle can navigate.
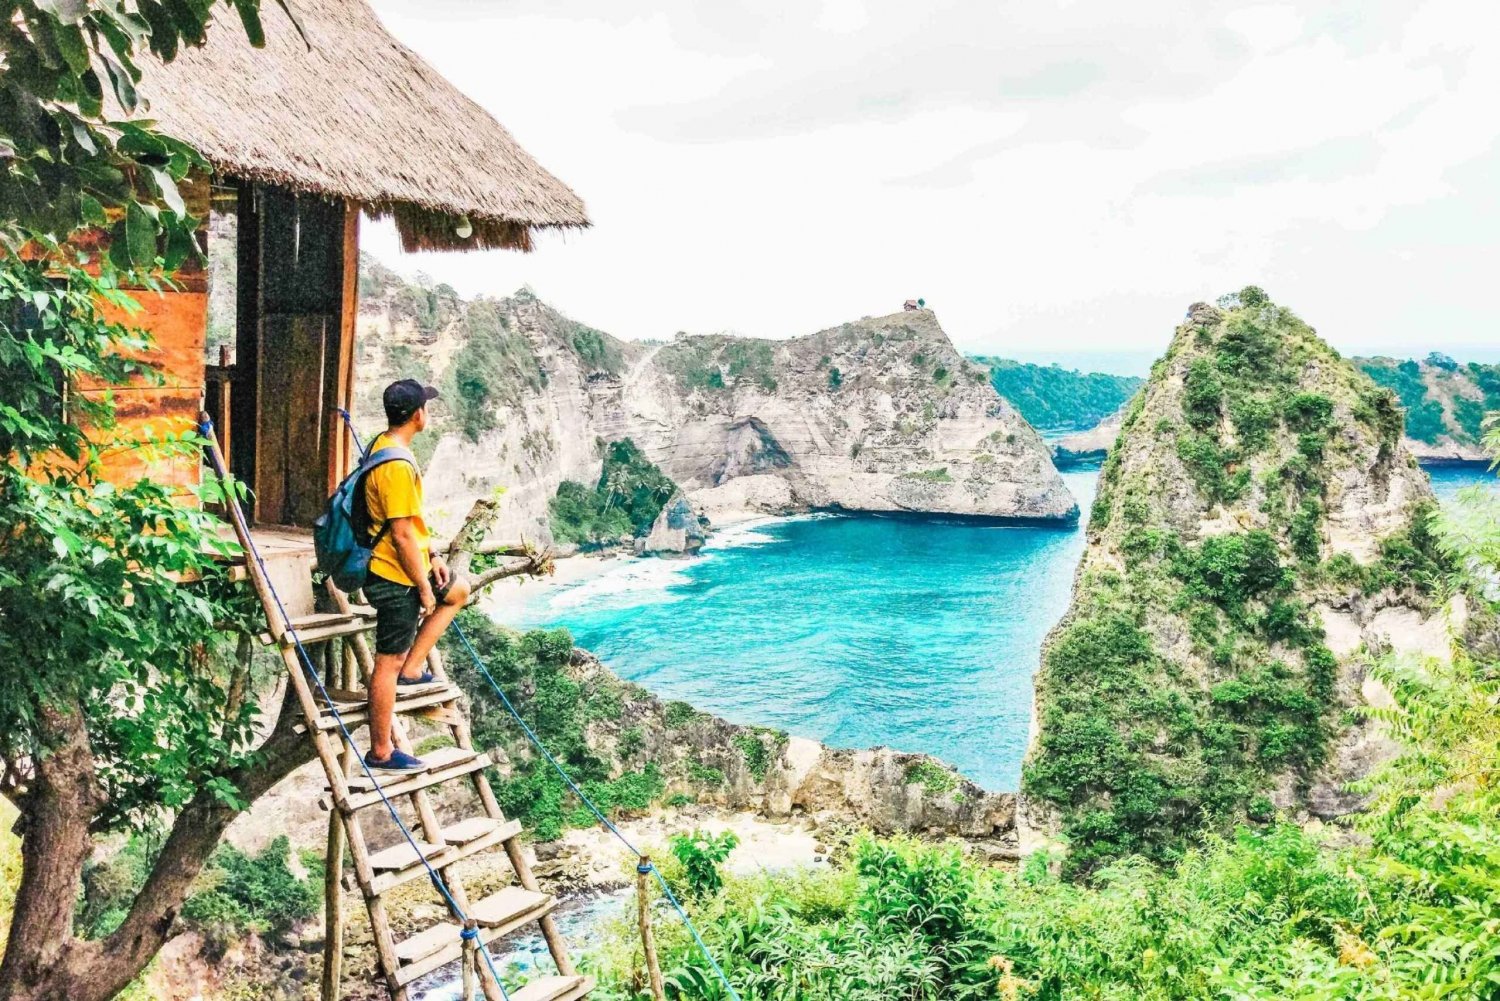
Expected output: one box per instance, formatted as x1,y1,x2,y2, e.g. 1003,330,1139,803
363,0,1500,363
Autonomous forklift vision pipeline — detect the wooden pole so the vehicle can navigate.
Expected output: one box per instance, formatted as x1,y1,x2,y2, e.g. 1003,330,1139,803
460,922,478,1001
637,857,666,1001
320,804,346,1001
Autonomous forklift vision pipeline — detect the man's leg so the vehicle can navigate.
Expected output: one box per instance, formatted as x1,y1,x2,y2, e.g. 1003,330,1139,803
364,576,421,764
368,650,406,761
399,576,471,680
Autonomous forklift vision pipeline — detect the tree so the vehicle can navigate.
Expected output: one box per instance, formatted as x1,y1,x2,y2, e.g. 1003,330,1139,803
0,3,309,999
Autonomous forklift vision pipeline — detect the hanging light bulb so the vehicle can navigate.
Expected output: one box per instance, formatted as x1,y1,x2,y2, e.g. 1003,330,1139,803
454,214,473,240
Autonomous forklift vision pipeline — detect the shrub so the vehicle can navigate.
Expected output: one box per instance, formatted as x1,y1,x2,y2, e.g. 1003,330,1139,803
549,439,677,545
669,829,738,898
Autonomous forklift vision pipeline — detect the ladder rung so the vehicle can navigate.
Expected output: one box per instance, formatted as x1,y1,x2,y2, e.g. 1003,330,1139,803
365,818,521,896
367,838,445,872
341,749,496,812
346,745,475,792
393,888,558,986
511,975,595,1001
470,885,549,927
313,683,461,731
264,614,377,647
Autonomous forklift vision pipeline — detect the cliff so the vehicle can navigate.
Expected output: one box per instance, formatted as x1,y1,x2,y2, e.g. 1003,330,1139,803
1020,289,1452,874
353,258,1076,540
1355,354,1500,463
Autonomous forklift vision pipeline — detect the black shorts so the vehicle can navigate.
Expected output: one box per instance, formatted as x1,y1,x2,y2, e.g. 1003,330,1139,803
363,570,463,655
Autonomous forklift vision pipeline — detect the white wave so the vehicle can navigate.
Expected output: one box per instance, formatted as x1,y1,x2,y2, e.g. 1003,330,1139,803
544,556,693,612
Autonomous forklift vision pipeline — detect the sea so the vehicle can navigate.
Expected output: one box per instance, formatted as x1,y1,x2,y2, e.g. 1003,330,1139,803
492,462,1495,792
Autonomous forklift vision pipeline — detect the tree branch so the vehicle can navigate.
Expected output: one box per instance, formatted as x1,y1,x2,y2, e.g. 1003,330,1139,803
80,682,314,1001
441,496,557,595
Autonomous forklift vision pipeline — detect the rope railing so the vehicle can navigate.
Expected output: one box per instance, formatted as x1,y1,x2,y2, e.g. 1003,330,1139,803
200,417,513,1001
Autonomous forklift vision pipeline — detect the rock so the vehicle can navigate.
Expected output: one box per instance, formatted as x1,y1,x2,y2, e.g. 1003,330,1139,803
1051,405,1127,465
636,493,707,557
1021,289,1445,861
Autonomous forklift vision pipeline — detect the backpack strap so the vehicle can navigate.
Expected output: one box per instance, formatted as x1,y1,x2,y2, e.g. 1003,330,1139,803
354,445,418,548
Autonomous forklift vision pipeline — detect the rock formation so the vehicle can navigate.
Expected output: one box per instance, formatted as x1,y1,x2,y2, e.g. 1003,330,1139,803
635,493,706,557
565,650,1016,841
1020,289,1452,873
353,260,1076,541
1051,403,1128,464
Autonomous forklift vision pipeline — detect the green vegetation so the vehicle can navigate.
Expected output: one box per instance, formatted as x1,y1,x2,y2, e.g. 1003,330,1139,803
442,615,667,841
903,759,958,796
669,829,738,898
900,467,953,483
658,337,779,394
443,299,545,441
735,729,787,782
549,439,678,546
179,837,319,948
0,5,306,993
1357,355,1500,446
592,476,1500,999
1026,289,1450,876
664,701,702,729
982,358,1144,430
77,832,318,952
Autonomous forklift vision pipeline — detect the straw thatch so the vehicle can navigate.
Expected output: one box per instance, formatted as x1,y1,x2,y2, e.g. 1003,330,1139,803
135,0,588,252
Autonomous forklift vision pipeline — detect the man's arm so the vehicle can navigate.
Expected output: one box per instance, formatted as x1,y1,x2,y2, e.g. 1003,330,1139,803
388,517,435,615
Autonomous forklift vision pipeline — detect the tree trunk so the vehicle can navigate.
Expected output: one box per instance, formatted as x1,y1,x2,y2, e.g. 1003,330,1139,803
0,688,314,1001
0,699,104,1001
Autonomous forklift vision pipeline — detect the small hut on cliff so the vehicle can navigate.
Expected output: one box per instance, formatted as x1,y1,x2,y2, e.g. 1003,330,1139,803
96,0,588,525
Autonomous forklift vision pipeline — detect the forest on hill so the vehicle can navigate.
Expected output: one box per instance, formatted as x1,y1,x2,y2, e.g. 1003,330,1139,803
1356,353,1500,451
980,358,1144,430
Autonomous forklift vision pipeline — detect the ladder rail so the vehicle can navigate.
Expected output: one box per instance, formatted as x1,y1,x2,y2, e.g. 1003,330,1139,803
200,416,530,1001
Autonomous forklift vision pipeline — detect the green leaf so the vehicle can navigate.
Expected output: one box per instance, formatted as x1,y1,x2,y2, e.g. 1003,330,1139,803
149,167,186,217
124,201,157,268
77,68,104,118
52,21,91,74
232,0,265,48
101,56,138,114
34,0,89,25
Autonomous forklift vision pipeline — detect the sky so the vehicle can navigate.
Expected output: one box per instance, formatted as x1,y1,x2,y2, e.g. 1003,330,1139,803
362,0,1499,373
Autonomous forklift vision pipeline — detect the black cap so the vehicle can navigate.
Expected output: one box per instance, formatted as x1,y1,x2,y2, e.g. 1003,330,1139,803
383,379,439,425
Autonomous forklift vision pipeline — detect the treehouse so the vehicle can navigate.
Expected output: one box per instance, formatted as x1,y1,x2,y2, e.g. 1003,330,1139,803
99,0,588,526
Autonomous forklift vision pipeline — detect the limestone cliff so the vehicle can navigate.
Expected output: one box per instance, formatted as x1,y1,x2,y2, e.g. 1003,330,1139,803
1020,289,1452,874
352,258,1075,541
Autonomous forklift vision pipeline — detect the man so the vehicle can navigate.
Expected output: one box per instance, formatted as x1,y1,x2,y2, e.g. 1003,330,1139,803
362,378,471,770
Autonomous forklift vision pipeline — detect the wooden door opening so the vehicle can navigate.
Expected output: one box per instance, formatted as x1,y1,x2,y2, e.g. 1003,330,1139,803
210,183,358,527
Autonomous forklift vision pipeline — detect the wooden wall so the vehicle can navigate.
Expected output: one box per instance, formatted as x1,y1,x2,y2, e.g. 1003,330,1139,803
78,288,208,490
72,181,360,525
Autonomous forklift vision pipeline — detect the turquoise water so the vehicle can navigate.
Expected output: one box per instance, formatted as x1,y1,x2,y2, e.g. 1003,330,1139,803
498,469,1099,790
496,463,1496,791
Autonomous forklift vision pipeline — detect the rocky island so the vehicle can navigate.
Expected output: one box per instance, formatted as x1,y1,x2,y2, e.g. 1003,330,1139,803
1021,288,1454,872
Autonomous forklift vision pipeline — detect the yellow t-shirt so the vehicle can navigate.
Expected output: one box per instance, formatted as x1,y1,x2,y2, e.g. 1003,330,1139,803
364,432,431,586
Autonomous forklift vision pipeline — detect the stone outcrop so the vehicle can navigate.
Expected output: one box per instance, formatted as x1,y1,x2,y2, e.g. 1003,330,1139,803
1020,290,1450,868
635,493,706,557
1051,404,1126,464
353,262,1075,541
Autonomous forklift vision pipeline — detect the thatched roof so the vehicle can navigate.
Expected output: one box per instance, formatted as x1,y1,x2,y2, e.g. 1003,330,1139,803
136,0,588,252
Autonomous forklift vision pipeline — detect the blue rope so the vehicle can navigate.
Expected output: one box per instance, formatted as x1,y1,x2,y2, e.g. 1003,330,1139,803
451,622,744,1001
341,409,743,1001
200,417,511,1001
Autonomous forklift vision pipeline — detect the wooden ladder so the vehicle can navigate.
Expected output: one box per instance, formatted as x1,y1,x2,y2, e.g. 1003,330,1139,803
211,436,592,1001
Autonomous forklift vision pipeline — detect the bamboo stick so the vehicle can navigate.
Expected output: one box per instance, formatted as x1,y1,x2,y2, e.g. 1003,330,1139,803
637,857,666,1001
